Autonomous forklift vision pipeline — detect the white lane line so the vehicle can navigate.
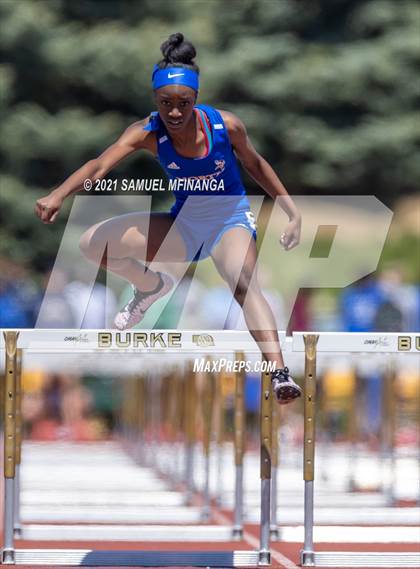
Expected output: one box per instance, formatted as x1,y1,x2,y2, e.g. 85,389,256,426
213,510,299,569
282,525,420,543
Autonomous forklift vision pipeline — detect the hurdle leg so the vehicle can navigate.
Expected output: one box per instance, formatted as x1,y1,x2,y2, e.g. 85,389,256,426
215,371,225,506
347,369,359,491
165,369,179,482
162,370,173,476
136,374,147,464
13,348,23,539
150,373,159,469
142,374,151,466
270,404,280,540
300,334,319,567
184,363,196,505
382,358,397,505
175,370,185,483
201,360,215,521
3,331,19,564
232,351,246,540
259,370,273,565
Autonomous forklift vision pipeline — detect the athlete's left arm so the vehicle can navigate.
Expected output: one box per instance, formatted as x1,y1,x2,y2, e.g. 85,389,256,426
221,110,300,250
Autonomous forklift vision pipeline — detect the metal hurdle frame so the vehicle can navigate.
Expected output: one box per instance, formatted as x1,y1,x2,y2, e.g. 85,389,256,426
232,350,246,539
200,356,216,521
0,329,277,567
184,361,197,505
3,332,18,564
296,332,419,569
270,387,280,540
1,330,419,567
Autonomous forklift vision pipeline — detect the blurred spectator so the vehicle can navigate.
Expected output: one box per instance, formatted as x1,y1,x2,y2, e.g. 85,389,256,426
0,257,40,327
339,267,420,445
309,291,341,332
64,272,118,329
340,275,386,442
36,267,76,328
375,264,419,332
28,372,108,441
29,373,63,440
287,289,312,334
340,274,385,332
341,267,419,333
0,278,31,327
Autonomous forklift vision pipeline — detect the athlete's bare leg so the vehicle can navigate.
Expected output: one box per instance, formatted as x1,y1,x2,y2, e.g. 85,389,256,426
79,212,187,290
210,227,285,367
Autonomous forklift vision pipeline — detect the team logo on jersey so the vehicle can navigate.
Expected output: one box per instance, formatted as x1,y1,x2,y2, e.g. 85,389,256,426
167,162,180,169
215,159,225,171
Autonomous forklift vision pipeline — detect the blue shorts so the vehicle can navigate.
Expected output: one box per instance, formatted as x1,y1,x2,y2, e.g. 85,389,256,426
170,195,257,261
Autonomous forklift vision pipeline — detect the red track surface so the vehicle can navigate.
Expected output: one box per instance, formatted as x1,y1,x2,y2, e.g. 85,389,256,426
0,496,418,568
1,446,418,567
0,528,417,568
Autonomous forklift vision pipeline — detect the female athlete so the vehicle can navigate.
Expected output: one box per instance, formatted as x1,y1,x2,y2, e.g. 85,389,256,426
35,33,302,404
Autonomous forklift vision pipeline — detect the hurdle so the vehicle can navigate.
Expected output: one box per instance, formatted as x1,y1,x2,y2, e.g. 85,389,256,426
2,330,419,567
13,348,23,539
214,367,227,507
201,357,216,521
270,395,280,540
184,362,197,505
347,358,397,497
1,329,275,567
3,332,18,564
381,360,397,505
232,350,246,539
106,353,249,534
295,332,419,568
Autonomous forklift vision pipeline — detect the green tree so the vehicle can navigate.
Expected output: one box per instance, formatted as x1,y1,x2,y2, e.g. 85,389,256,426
0,0,418,268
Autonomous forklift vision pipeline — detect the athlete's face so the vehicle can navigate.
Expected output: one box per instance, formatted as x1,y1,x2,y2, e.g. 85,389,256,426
154,85,197,133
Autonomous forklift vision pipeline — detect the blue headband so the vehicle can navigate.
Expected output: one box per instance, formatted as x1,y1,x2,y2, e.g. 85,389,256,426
152,64,199,91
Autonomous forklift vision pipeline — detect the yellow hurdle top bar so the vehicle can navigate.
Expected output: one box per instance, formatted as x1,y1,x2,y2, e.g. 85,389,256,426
0,330,418,353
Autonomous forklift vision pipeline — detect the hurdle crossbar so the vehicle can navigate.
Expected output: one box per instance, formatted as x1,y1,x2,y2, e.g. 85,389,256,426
1,329,278,567
294,332,419,568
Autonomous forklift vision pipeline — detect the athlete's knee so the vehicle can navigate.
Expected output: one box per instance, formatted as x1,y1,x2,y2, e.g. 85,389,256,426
232,268,256,304
79,226,110,265
119,226,147,257
79,227,106,263
79,224,146,262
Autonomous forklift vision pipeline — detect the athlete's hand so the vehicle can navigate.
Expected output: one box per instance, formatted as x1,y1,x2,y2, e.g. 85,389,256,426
35,192,63,224
280,216,301,251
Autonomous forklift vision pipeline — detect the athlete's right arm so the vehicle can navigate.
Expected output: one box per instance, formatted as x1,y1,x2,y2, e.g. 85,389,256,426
35,118,156,224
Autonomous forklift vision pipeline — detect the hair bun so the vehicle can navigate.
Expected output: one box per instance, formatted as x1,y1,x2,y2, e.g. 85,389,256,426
169,32,184,47
160,32,196,65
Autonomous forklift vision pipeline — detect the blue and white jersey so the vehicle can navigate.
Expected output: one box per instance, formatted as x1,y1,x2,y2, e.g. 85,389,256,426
145,104,249,215
143,104,256,260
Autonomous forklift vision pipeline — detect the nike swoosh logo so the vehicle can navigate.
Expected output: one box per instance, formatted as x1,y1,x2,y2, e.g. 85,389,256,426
168,72,185,78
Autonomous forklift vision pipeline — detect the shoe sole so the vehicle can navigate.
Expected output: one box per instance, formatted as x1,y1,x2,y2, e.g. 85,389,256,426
275,383,302,405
